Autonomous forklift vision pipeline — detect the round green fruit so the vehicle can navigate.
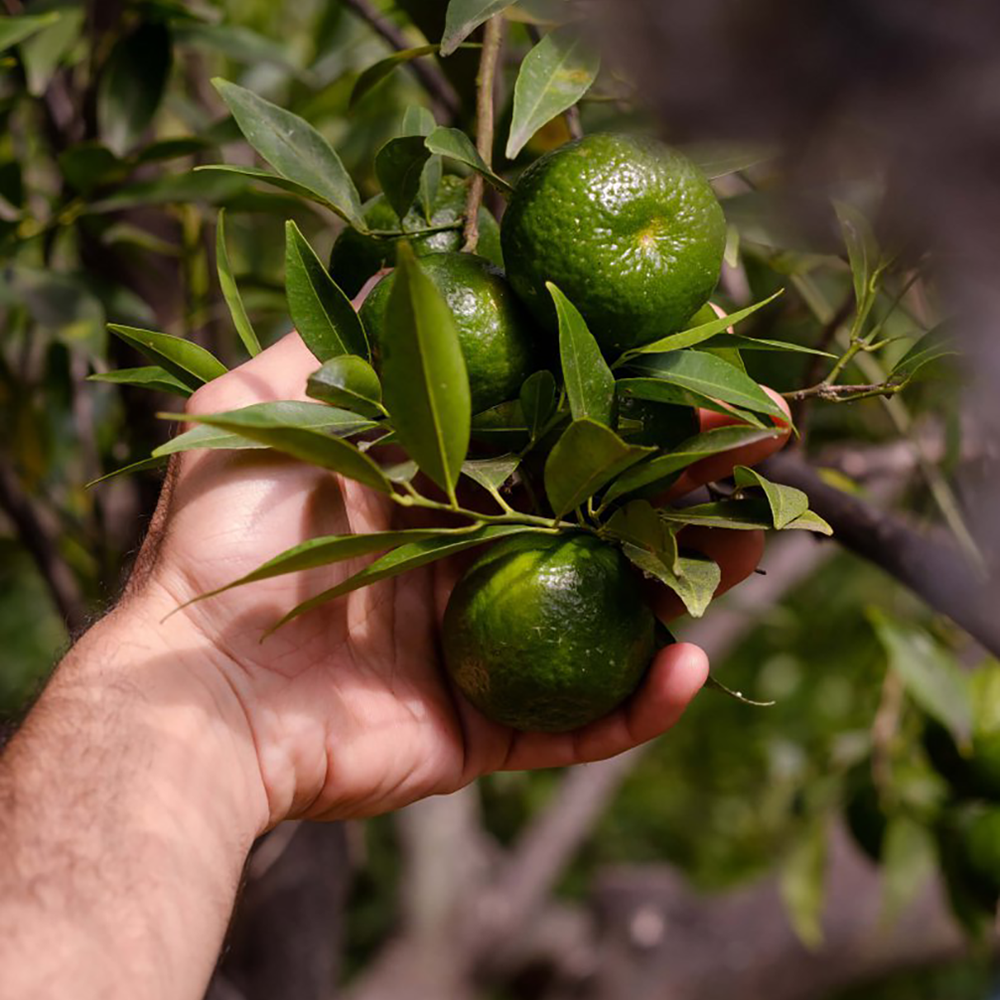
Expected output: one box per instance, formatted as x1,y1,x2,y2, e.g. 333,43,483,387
329,175,502,297
500,133,726,354
442,532,657,732
360,252,543,413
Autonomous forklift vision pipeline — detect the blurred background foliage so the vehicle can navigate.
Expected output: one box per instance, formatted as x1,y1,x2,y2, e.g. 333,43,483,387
0,2,996,998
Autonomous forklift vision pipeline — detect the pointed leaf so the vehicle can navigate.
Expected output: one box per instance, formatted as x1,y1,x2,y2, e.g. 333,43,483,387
401,105,438,136
108,324,227,388
616,378,766,429
0,12,60,51
188,526,487,604
734,465,809,529
544,419,654,518
352,45,477,108
602,426,783,507
87,366,192,397
834,200,880,309
87,456,168,489
441,0,517,55
698,333,835,357
520,369,558,441
626,350,787,420
889,324,957,383
380,243,471,501
97,22,172,157
658,499,775,531
375,135,432,220
212,78,364,227
216,209,261,357
549,282,614,426
604,501,678,571
285,220,370,362
425,127,513,193
154,425,264,458
621,291,784,358
869,610,973,740
306,355,384,417
269,524,549,631
462,454,520,494
175,410,391,492
506,27,599,159
622,544,720,618
194,164,343,211
781,510,833,535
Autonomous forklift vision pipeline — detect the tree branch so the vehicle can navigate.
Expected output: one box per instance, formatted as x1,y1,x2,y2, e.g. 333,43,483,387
341,0,461,122
462,16,503,253
783,381,905,403
0,461,87,633
760,450,1000,655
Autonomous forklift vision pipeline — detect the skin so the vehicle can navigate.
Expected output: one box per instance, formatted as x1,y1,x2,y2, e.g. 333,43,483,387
0,332,789,1000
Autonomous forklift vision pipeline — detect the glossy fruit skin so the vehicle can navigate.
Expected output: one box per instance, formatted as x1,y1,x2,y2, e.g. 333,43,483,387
329,175,503,297
442,532,657,732
360,252,543,413
501,133,726,355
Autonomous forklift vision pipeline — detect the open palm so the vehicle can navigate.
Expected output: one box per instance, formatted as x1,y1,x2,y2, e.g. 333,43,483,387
145,333,783,827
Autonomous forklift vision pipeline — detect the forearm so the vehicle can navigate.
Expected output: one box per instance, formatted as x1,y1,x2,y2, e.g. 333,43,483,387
0,590,268,1000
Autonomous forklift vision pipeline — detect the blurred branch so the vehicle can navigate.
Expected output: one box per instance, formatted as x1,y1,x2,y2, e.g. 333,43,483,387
462,16,503,253
0,460,87,633
341,0,461,121
761,450,1000,654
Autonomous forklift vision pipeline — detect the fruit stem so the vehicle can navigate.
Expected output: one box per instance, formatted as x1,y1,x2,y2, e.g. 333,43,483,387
462,15,503,253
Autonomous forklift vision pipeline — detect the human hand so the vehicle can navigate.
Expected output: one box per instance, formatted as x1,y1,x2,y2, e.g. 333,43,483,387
137,332,790,831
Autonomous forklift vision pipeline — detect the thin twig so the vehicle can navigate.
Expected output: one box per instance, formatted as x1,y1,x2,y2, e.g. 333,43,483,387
784,381,905,403
463,16,503,253
341,0,461,121
791,293,853,434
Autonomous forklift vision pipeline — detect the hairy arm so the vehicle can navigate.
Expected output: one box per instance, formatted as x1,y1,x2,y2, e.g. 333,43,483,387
0,589,267,1000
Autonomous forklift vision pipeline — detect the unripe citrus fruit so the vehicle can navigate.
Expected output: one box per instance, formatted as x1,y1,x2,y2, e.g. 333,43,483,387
442,532,656,732
360,252,543,413
329,175,502,297
501,133,726,354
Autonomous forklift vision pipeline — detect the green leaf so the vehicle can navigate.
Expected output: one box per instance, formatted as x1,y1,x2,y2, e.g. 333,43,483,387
621,291,784,358
155,402,377,459
548,282,614,426
506,26,599,159
216,209,261,357
440,0,517,55
889,324,957,383
834,200,880,309
0,12,60,53
185,526,487,605
697,333,835,358
621,544,720,618
677,141,776,180
734,465,809,529
97,22,173,157
425,127,513,193
544,419,653,518
87,366,192,397
175,411,391,493
869,610,973,741
380,243,471,502
658,499,775,531
306,355,384,417
269,524,548,632
285,221,370,362
601,426,783,507
108,325,227,389
604,501,678,572
19,8,83,96
780,818,827,949
775,509,833,535
193,164,339,210
616,378,766,429
87,456,168,489
880,816,937,928
212,78,364,228
374,135,432,220
627,350,788,421
401,105,438,137
462,455,520,499
174,23,310,82
520,369,558,441
351,45,477,108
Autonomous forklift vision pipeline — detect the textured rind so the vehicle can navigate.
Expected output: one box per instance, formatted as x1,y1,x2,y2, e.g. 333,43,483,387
329,176,503,297
360,252,544,413
501,133,727,354
442,533,657,732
